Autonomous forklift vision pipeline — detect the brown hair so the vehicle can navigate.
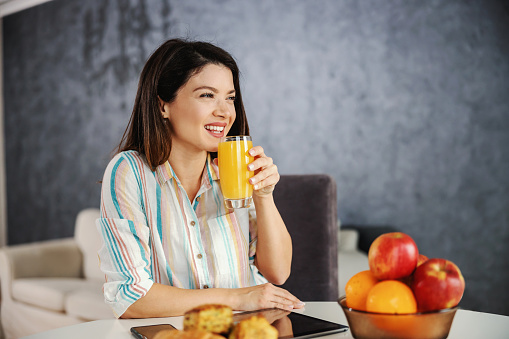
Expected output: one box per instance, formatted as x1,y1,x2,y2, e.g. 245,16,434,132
118,39,249,170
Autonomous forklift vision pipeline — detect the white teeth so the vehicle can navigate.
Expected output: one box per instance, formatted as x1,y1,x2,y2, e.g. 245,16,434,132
205,125,224,132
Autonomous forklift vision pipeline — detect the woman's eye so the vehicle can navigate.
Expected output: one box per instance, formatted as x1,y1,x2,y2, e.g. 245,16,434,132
228,96,236,101
200,93,214,98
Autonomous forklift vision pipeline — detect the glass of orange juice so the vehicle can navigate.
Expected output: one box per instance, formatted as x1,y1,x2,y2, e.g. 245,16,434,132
218,135,254,208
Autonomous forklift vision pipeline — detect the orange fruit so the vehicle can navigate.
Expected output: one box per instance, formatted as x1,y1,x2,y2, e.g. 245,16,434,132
366,280,417,314
345,270,379,311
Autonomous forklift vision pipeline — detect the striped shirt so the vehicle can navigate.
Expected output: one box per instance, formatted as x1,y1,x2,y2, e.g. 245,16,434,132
96,150,267,317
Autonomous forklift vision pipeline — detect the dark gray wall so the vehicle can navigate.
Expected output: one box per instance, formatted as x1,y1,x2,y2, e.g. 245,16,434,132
3,0,509,315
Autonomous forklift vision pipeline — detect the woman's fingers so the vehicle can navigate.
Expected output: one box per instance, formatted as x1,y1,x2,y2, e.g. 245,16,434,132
248,145,264,158
272,297,295,311
248,146,270,171
248,155,273,173
275,286,303,305
248,146,280,194
239,283,305,311
266,284,303,310
275,289,306,310
250,164,279,188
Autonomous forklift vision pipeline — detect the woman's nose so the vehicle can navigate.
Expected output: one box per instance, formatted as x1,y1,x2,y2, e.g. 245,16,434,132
213,99,231,118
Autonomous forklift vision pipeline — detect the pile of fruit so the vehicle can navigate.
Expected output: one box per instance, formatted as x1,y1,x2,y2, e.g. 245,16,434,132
345,232,465,314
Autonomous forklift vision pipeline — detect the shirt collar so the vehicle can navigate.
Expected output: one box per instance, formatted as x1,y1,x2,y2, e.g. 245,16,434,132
156,161,173,185
206,154,220,181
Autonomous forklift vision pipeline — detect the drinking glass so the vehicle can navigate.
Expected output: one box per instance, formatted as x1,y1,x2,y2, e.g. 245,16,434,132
218,135,254,208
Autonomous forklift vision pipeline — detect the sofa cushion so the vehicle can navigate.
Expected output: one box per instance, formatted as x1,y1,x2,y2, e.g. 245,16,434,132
4,238,83,280
75,208,104,281
11,278,103,312
66,289,113,320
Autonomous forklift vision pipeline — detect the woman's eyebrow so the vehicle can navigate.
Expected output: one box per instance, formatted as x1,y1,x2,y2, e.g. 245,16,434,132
193,86,235,94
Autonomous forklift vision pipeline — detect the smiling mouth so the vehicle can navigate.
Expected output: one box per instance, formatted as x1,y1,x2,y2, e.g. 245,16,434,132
204,125,225,134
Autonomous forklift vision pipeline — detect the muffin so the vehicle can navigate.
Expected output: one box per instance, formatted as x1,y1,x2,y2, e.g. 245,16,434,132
229,315,278,339
153,329,225,339
183,304,233,335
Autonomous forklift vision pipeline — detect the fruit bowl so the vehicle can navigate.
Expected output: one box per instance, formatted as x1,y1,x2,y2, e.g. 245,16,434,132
338,296,458,339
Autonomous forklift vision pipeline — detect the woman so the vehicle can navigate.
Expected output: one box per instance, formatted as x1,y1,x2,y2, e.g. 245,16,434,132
97,38,303,318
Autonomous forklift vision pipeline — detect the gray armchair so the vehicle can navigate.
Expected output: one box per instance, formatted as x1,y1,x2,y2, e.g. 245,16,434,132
274,174,339,301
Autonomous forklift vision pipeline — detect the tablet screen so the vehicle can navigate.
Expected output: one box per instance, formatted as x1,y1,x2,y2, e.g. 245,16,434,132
233,308,349,339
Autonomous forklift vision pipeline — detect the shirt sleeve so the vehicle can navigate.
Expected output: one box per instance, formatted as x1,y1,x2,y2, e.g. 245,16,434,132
96,153,154,318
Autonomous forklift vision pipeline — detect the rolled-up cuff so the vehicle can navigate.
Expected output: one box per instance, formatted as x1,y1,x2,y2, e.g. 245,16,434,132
104,279,154,318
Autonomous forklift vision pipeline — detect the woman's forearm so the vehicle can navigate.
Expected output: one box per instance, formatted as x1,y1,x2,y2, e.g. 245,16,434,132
253,193,293,285
121,283,236,318
121,281,303,318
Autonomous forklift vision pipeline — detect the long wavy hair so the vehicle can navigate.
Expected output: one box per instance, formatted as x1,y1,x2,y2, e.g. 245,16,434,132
118,39,249,170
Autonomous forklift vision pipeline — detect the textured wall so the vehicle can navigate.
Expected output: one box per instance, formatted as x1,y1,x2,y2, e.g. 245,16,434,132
3,0,509,315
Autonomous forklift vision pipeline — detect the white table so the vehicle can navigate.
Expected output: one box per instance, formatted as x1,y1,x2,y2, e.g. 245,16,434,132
22,302,509,339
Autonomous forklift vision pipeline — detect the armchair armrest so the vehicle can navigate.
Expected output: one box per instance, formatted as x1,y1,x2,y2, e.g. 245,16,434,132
338,229,360,252
0,238,83,281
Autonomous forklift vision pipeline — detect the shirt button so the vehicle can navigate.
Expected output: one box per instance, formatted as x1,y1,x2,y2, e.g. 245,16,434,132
203,285,209,289
196,196,200,201
197,254,202,259
190,221,196,226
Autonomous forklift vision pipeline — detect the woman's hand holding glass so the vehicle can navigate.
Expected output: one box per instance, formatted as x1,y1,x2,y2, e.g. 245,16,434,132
247,146,280,196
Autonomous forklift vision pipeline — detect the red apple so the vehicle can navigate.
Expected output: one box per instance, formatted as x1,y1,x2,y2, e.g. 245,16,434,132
417,254,429,267
398,254,429,287
368,232,419,280
411,258,465,311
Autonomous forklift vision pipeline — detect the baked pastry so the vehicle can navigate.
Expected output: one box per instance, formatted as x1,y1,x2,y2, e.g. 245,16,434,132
229,315,278,339
153,329,224,339
183,304,233,335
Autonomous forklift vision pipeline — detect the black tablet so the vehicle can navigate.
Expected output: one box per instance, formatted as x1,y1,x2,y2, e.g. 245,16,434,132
233,308,349,339
130,309,349,339
131,324,177,339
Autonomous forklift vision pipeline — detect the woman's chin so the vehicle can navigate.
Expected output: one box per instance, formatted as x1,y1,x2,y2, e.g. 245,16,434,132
207,141,220,153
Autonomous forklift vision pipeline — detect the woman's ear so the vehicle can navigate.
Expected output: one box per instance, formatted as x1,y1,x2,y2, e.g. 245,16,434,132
158,96,170,119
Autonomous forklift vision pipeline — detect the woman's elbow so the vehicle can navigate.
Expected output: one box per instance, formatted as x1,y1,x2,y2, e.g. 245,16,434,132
119,307,137,319
271,276,289,286
120,302,147,319
265,269,291,286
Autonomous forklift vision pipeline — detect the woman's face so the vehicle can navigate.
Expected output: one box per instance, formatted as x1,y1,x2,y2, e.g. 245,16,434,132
161,63,236,154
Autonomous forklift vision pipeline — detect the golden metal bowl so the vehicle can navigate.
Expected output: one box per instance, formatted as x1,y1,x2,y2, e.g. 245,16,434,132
338,296,458,339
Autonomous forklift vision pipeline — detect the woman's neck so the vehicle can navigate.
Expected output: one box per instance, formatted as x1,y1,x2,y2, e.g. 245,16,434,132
169,147,208,202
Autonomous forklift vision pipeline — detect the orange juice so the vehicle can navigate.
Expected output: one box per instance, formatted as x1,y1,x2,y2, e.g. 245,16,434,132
218,136,254,206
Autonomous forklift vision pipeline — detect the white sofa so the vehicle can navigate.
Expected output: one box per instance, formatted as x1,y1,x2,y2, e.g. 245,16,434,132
0,209,113,339
0,209,368,339
337,228,369,295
